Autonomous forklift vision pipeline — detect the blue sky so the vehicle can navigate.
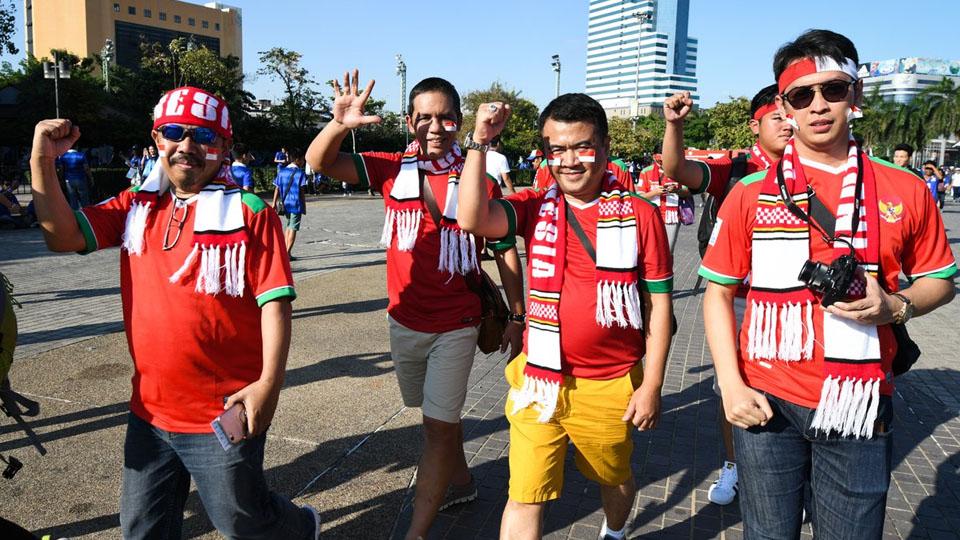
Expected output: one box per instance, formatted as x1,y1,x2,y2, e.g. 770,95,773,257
2,0,958,111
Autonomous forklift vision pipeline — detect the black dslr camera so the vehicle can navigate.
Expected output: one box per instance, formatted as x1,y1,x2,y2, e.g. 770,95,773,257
797,253,858,307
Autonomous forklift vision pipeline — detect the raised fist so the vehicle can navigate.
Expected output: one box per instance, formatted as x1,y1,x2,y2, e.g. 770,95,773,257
473,102,511,145
663,91,693,123
32,119,80,161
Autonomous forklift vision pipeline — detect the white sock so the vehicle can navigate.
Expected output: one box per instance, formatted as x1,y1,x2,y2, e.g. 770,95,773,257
600,521,626,540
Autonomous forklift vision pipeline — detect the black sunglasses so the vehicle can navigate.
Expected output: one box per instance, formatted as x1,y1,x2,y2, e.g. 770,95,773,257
158,124,217,145
782,80,854,110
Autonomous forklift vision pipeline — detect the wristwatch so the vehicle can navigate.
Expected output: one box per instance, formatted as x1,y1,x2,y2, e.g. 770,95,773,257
507,312,526,324
462,132,489,153
891,293,914,324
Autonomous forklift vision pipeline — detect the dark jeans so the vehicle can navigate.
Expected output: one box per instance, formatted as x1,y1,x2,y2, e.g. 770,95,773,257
120,413,315,540
733,392,893,540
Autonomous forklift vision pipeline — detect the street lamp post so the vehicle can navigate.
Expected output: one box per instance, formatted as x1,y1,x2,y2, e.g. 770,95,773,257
551,54,561,97
632,11,653,119
42,53,71,118
101,39,114,92
395,54,408,145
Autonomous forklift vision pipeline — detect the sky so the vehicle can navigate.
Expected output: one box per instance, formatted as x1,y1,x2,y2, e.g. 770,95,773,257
2,0,958,112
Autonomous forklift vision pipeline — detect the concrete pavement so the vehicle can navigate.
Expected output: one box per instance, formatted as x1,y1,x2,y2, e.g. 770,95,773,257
1,192,959,539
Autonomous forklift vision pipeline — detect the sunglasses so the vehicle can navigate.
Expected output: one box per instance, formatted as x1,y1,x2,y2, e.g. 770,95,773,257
782,80,854,110
158,124,218,145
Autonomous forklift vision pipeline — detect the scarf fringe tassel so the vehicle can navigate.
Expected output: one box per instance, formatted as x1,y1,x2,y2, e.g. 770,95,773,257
168,242,246,298
595,281,643,329
510,375,561,423
747,300,814,361
381,208,422,251
439,228,478,276
121,200,152,255
810,376,881,439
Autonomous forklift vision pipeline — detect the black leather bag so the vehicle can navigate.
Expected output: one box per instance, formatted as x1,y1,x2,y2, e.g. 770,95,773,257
890,322,921,376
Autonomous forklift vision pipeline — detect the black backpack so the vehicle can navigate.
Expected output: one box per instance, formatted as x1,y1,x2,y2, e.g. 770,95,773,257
697,155,748,258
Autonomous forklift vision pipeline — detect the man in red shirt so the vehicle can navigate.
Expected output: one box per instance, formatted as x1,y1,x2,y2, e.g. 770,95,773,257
661,83,792,506
305,71,524,540
29,88,317,539
457,93,673,540
635,155,691,252
699,30,956,538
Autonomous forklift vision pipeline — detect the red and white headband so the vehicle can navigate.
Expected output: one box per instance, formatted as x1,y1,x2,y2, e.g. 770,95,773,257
152,86,233,140
752,103,778,121
777,56,859,93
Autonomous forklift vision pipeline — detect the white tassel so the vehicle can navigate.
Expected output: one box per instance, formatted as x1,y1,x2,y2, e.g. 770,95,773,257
747,300,761,358
235,242,246,298
842,379,865,437
803,301,814,359
169,244,199,284
861,379,880,439
200,245,222,295
379,208,395,248
467,233,478,273
196,246,209,293
624,282,643,329
394,209,421,251
831,378,855,432
510,375,560,423
810,377,833,431
457,230,470,274
223,244,234,296
121,201,152,255
595,284,608,327
611,283,627,328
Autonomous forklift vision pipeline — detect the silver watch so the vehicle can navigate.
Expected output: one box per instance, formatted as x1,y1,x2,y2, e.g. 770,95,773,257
462,132,489,153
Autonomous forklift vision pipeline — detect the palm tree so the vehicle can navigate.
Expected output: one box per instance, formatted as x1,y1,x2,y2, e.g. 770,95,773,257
921,77,960,140
857,87,897,155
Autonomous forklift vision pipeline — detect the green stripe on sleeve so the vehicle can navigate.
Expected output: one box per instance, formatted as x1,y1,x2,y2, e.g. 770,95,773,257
689,160,711,195
487,198,517,251
74,210,98,254
256,286,297,307
698,266,744,285
350,154,370,190
641,277,673,293
908,263,958,282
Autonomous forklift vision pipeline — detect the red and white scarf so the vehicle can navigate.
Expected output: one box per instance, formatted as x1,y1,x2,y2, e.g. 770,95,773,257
748,134,884,438
380,141,477,275
512,173,642,422
646,163,680,224
122,164,248,297
750,143,773,170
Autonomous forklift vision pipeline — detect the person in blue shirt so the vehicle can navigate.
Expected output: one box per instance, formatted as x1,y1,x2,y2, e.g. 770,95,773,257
274,147,288,173
922,160,946,209
272,148,307,260
231,143,255,191
55,145,93,209
141,145,158,179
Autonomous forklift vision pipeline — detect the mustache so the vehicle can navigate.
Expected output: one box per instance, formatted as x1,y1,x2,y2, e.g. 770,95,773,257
168,153,203,166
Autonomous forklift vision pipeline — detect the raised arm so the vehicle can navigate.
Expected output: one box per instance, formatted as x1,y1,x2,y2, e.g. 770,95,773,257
305,69,382,185
662,92,707,192
458,102,512,238
30,119,86,252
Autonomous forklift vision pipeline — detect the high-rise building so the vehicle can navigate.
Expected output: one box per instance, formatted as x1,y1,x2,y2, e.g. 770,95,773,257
23,0,242,71
585,0,698,117
858,57,959,104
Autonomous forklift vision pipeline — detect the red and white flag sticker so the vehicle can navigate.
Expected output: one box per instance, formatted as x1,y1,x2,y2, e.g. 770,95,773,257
205,149,221,161
575,149,596,163
442,120,458,132
549,153,564,166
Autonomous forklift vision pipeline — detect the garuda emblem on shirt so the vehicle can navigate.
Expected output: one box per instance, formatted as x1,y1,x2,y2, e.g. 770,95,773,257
878,196,904,224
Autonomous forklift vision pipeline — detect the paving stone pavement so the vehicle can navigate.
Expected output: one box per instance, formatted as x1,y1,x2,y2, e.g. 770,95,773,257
2,191,959,539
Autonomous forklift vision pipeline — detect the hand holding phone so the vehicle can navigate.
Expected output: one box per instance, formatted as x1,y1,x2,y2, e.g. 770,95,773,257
212,402,248,451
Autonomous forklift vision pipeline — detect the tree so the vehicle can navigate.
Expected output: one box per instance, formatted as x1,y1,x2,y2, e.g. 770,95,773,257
0,1,17,55
461,82,540,164
922,77,960,140
707,96,754,149
257,48,327,133
683,109,712,149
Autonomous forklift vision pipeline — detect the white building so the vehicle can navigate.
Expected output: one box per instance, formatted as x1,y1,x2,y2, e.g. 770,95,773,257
859,57,960,105
585,0,698,117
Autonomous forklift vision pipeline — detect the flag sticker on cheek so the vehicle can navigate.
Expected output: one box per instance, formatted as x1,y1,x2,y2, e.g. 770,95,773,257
575,149,596,163
442,120,458,132
204,149,221,161
549,153,564,166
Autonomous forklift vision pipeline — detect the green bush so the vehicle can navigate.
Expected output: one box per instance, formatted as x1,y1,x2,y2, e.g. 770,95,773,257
513,168,535,187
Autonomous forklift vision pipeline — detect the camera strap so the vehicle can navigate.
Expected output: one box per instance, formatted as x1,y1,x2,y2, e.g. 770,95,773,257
776,150,863,252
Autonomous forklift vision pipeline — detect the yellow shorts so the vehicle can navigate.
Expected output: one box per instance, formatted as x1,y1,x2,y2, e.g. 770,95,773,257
504,354,642,503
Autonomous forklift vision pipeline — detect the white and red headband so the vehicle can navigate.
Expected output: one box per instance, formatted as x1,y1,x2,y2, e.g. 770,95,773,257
777,56,859,93
152,86,233,140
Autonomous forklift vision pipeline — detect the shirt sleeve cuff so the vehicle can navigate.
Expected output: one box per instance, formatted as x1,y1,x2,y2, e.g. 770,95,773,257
908,263,958,282
641,276,673,293
74,210,98,255
350,154,370,190
698,265,745,285
489,198,517,242
688,160,711,195
256,285,297,307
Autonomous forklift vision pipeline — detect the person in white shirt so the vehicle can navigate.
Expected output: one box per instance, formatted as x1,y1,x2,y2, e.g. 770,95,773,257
485,137,515,193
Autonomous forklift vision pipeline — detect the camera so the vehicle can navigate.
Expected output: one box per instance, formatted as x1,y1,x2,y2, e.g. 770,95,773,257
797,253,858,307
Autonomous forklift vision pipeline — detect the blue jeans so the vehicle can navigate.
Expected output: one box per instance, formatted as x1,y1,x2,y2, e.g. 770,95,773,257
733,392,893,540
120,413,315,540
65,179,90,210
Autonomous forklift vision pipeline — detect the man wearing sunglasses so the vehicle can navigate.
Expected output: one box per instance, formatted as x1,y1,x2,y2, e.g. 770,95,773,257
29,86,319,539
698,30,956,538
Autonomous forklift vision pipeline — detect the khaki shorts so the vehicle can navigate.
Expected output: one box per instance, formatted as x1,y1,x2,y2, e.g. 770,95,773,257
388,316,478,423
505,354,642,503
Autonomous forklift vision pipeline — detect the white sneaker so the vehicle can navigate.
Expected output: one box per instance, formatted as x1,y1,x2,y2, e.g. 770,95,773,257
707,461,738,505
